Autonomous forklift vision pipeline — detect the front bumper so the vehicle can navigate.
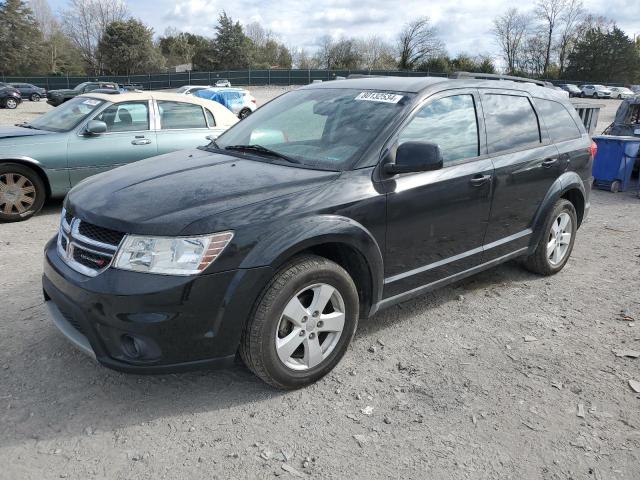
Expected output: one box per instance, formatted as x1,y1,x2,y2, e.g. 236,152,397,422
43,237,273,374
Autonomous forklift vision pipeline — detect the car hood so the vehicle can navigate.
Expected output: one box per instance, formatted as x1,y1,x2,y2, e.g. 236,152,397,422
0,126,55,139
48,89,75,95
66,149,340,236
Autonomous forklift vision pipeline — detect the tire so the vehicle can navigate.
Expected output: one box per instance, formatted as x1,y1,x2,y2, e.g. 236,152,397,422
240,254,359,389
610,180,620,193
617,94,622,99
238,108,252,119
592,92,598,98
580,92,585,98
30,93,40,102
4,98,18,109
523,199,577,276
0,163,46,222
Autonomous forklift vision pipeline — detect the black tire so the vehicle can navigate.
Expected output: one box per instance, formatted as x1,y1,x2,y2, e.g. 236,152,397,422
592,92,598,98
238,108,252,119
0,163,46,222
523,199,577,276
610,180,620,193
30,93,40,102
617,94,622,99
240,254,359,389
580,92,585,98
4,98,18,109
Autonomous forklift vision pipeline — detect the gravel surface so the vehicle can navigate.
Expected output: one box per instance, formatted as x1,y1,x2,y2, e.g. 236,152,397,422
1,90,639,479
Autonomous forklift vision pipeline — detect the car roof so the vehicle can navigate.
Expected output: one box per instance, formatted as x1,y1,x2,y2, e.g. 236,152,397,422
79,91,239,126
299,76,571,100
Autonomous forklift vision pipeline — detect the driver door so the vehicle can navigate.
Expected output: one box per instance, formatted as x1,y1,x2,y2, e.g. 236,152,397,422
383,90,494,300
67,100,157,185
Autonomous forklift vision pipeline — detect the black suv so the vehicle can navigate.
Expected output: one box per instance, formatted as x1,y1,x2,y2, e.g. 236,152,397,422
0,83,22,109
43,77,594,389
46,81,118,106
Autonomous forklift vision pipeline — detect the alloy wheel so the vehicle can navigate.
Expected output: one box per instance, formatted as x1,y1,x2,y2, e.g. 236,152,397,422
547,212,572,266
275,283,345,371
0,173,36,215
5,98,17,109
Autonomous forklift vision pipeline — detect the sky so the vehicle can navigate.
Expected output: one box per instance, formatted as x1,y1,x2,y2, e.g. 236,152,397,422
48,0,640,60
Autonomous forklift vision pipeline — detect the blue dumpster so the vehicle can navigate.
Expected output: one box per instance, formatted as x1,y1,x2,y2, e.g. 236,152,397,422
592,135,640,193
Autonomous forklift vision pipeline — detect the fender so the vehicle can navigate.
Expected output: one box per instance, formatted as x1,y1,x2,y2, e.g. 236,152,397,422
528,171,586,253
239,214,385,313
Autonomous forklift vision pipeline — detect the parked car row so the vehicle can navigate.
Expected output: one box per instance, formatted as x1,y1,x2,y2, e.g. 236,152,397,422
557,83,637,99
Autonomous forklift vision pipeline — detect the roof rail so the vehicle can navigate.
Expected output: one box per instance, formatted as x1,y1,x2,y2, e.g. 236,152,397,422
451,71,553,88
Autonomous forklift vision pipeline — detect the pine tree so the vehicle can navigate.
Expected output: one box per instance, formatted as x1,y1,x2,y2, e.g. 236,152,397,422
0,0,46,75
211,12,251,70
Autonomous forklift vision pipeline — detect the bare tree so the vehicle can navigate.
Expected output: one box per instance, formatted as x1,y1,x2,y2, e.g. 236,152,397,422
397,17,444,70
357,36,396,70
535,0,568,76
245,22,272,48
29,0,56,38
62,0,128,74
493,8,530,74
556,0,584,75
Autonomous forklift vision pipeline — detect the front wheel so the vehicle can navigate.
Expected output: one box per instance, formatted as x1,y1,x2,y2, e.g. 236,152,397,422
592,92,598,98
0,163,46,222
238,108,252,119
523,199,577,276
240,255,359,389
4,98,18,109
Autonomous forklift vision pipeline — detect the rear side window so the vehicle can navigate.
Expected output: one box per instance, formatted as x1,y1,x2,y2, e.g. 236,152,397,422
398,94,479,163
158,101,207,129
482,94,541,153
533,98,582,142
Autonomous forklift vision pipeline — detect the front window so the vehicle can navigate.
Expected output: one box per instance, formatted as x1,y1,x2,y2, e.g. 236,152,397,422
214,88,412,170
93,101,150,132
29,96,105,132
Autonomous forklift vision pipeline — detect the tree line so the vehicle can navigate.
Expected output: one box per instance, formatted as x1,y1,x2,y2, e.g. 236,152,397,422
0,0,638,84
493,0,640,83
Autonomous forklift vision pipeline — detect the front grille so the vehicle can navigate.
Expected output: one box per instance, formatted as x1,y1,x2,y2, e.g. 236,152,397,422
57,208,126,277
78,222,126,246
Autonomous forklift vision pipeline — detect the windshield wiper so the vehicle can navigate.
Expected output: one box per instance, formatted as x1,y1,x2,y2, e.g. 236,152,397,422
224,144,301,164
15,122,40,130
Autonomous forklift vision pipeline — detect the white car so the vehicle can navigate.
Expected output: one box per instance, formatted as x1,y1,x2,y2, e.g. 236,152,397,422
215,79,231,88
194,88,257,119
608,87,635,99
176,85,212,95
580,84,612,98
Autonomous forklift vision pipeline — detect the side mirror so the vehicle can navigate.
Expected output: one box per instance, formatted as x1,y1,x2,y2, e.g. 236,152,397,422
384,141,443,175
85,120,107,135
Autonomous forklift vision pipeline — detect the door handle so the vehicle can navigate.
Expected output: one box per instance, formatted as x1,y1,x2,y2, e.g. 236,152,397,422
541,158,558,168
131,138,151,145
470,174,492,187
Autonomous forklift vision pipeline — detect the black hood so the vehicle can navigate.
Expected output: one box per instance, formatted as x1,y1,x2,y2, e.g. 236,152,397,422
0,126,54,139
48,88,75,95
66,149,340,236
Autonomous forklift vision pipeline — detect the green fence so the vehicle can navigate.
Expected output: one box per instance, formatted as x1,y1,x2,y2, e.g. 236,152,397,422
0,69,623,90
0,69,447,90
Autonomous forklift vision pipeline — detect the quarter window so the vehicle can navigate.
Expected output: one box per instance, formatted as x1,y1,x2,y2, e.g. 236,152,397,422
204,109,216,127
482,94,541,153
398,94,479,163
94,101,150,132
158,101,207,129
533,98,582,142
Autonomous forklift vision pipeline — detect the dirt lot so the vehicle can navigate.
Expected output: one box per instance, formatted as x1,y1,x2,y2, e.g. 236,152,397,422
1,91,639,479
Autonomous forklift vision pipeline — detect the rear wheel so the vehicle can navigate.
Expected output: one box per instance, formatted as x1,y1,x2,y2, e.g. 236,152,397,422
610,180,620,193
580,92,585,98
523,199,577,276
240,255,359,389
30,93,40,102
238,108,252,119
0,163,46,222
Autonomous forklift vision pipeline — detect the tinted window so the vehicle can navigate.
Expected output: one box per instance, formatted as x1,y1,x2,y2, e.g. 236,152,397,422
482,94,541,153
94,101,150,132
398,94,479,163
533,98,582,142
158,101,207,129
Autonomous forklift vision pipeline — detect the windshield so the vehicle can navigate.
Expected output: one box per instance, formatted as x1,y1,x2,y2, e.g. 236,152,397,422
213,88,411,170
28,96,105,132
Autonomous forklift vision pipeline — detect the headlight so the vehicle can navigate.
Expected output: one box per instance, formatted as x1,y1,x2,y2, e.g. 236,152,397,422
113,231,233,275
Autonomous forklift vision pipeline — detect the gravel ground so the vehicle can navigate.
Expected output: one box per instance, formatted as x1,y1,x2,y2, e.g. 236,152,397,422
1,90,639,480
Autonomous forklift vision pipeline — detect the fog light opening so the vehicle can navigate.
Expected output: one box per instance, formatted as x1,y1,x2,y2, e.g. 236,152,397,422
121,334,144,359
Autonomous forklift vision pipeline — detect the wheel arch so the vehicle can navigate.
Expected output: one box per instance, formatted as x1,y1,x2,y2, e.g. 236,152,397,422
529,172,586,253
0,157,52,198
239,215,384,318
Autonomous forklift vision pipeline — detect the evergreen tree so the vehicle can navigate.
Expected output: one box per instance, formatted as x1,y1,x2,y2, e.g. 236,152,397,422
98,19,165,75
210,12,251,70
0,0,46,75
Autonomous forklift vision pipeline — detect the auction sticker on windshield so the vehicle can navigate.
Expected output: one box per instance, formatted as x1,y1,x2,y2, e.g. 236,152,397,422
355,92,404,103
83,99,101,106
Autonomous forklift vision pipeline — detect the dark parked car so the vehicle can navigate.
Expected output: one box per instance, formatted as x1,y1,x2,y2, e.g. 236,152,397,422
43,76,594,389
0,84,21,109
10,83,46,101
557,83,581,97
47,81,118,106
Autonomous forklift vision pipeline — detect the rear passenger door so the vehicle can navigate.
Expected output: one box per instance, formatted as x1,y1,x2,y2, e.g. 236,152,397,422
480,90,560,261
155,100,224,154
